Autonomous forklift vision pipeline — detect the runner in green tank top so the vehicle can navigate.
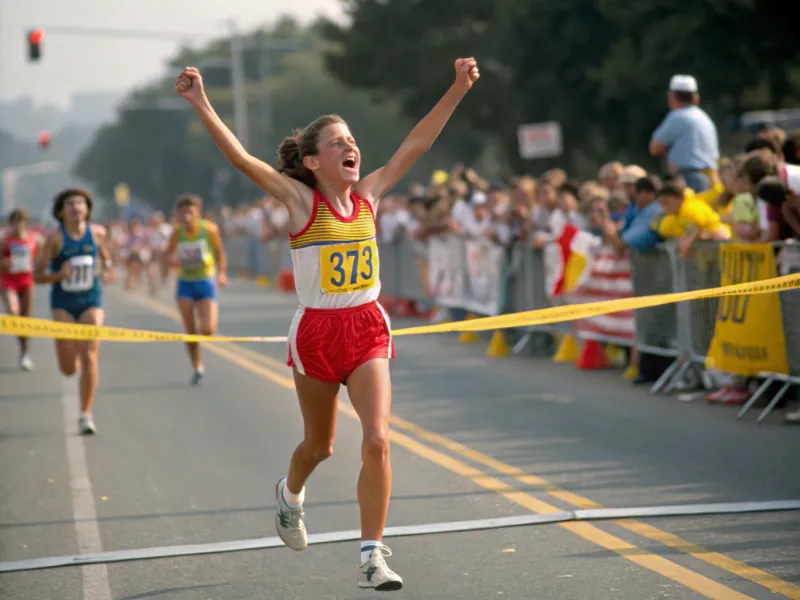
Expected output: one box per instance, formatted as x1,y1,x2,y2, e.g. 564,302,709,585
166,194,227,385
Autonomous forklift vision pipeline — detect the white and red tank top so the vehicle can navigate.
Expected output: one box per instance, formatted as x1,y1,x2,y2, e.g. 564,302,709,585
288,190,380,309
1,234,37,277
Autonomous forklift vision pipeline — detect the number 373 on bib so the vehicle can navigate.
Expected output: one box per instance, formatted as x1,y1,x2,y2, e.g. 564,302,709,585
319,239,378,294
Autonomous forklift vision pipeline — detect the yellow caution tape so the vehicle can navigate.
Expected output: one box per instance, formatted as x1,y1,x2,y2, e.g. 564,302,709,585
393,272,800,336
0,314,286,343
0,273,798,343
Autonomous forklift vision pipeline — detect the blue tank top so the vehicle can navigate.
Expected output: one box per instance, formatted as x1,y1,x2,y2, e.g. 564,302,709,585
50,224,101,298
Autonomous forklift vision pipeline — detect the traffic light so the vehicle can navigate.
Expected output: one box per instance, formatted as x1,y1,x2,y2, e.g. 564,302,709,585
28,28,44,62
38,131,50,150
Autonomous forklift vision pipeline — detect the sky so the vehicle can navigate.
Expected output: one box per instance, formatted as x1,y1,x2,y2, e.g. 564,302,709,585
0,0,343,109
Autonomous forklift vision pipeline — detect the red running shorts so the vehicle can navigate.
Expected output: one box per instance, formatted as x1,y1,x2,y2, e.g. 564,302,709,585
0,274,33,294
287,301,395,384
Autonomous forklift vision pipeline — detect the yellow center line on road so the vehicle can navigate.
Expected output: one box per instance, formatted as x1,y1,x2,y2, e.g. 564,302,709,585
124,293,792,599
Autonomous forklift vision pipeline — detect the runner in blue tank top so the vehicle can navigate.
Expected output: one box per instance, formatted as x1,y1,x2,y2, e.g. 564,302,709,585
34,189,115,435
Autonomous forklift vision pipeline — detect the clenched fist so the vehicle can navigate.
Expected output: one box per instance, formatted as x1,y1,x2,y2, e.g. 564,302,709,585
454,58,480,92
176,67,205,104
58,261,72,281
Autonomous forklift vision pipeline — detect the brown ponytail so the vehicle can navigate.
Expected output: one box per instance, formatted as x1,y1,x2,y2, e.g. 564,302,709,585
276,115,346,188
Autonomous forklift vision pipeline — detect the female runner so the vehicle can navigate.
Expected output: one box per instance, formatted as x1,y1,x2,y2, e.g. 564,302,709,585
177,57,479,590
0,209,42,370
34,189,115,435
165,194,227,385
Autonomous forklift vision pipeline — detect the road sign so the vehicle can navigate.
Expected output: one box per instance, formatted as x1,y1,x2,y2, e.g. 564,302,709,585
517,122,563,160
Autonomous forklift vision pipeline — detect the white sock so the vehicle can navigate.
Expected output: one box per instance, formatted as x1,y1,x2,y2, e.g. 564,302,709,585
80,411,91,419
281,482,305,508
360,540,382,565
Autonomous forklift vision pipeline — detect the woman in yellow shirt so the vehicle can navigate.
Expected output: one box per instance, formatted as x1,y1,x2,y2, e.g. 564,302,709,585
166,194,228,384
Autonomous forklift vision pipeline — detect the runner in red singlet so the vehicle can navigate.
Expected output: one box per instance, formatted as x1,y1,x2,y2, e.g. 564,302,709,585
177,57,480,590
0,209,42,370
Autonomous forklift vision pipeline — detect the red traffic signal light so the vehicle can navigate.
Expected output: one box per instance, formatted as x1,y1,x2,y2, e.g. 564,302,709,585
28,28,44,61
38,131,51,149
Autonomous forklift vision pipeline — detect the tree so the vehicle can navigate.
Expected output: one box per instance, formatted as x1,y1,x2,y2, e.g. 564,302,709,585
322,0,800,177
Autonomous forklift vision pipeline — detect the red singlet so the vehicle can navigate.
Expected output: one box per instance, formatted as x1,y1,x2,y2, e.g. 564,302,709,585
1,234,37,293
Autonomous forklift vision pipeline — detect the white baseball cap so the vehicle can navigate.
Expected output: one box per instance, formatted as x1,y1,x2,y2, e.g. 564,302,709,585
669,75,698,93
470,191,487,206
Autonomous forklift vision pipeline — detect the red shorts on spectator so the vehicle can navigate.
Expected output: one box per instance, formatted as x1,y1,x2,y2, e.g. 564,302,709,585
287,301,395,384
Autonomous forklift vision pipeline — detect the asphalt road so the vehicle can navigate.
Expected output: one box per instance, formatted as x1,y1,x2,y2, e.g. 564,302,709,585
0,279,799,600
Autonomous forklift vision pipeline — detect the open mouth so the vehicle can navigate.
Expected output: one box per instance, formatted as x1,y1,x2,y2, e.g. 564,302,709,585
342,157,357,169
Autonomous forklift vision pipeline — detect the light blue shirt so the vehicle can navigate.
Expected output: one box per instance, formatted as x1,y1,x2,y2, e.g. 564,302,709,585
652,105,719,171
621,201,663,250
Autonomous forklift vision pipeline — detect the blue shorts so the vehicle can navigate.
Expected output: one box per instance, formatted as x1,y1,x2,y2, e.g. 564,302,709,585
177,278,217,302
51,288,102,321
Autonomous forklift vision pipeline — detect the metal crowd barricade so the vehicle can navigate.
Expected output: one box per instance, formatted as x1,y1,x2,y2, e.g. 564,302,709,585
503,245,569,354
224,234,249,275
737,242,800,423
377,233,432,305
649,241,721,394
223,234,291,280
738,284,800,422
377,238,400,299
678,242,720,363
395,235,430,304
629,246,682,392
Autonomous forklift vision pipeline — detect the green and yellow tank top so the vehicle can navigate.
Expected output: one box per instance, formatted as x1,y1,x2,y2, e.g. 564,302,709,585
177,220,216,280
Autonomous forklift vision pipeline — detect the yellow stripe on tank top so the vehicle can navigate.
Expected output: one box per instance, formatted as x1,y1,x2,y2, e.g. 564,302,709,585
289,201,375,250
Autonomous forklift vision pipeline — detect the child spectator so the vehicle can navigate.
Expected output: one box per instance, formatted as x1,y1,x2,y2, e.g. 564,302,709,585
655,183,730,256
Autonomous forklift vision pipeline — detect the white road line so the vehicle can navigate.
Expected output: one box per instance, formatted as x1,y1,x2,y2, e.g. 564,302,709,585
61,376,113,600
2,499,799,574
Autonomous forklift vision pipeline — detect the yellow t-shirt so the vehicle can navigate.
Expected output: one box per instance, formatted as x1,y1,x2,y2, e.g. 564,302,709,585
655,186,731,239
698,180,734,227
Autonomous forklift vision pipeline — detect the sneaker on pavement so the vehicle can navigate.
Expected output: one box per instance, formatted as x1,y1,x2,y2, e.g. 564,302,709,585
706,388,732,403
784,409,800,424
78,414,97,435
275,478,307,551
358,546,403,591
720,388,750,405
19,355,34,371
190,369,204,386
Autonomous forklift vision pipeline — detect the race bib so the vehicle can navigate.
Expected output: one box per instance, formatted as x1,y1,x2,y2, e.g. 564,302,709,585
177,241,205,269
9,245,32,273
61,255,95,293
319,239,378,294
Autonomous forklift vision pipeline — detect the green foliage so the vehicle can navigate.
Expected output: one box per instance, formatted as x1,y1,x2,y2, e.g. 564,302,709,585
322,0,800,177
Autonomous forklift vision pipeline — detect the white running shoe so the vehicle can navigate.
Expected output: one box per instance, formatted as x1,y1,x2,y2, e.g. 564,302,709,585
358,546,403,591
275,478,307,551
19,355,34,371
78,414,97,435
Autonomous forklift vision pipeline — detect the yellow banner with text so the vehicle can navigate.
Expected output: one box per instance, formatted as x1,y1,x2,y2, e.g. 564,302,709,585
706,244,789,376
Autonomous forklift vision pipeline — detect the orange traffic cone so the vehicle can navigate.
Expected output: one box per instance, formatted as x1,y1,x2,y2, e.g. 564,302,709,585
277,269,295,293
395,298,413,318
379,295,396,315
553,333,580,363
486,331,510,357
576,340,610,370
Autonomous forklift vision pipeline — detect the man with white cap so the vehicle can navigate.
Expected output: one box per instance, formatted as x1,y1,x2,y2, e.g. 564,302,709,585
649,74,719,192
